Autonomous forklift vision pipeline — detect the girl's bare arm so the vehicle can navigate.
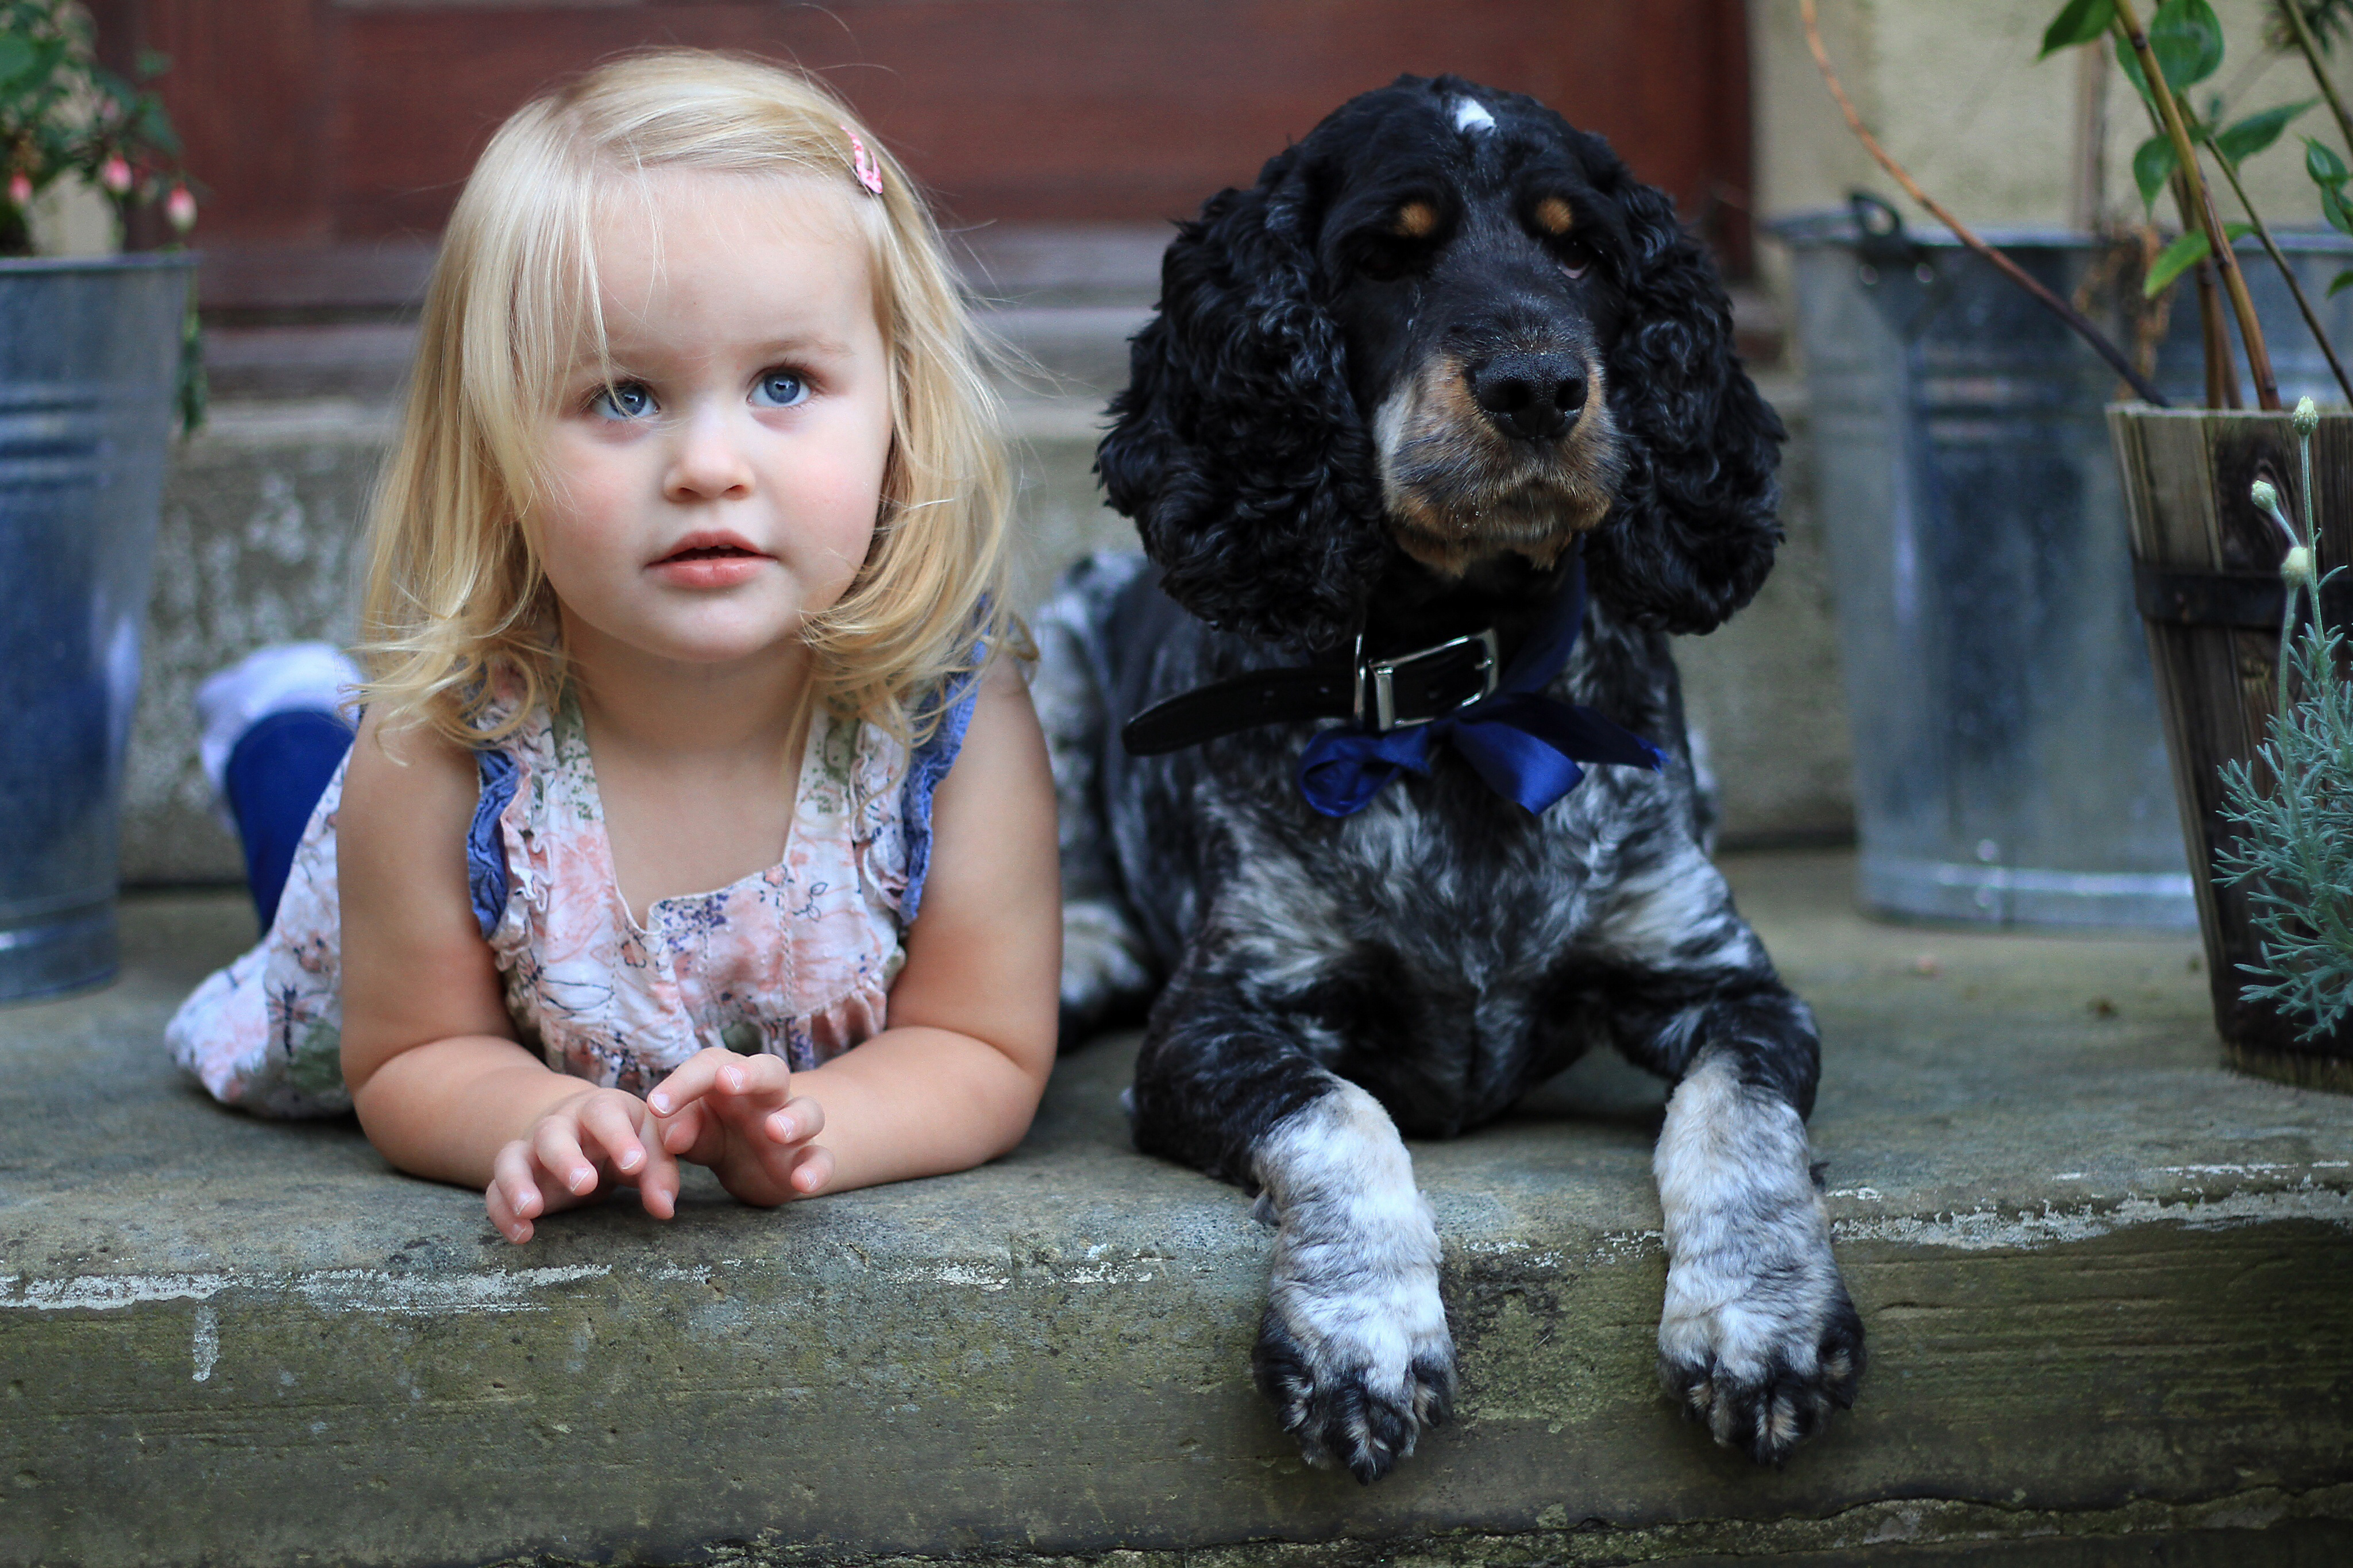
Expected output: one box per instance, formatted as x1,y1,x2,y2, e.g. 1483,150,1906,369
336,708,674,1212
708,655,1060,1194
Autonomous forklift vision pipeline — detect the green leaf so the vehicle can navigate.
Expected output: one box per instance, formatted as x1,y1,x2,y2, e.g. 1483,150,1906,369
2215,99,2318,165
2157,0,2227,87
2143,223,2255,298
2117,0,2227,98
2324,180,2353,235
0,33,35,87
2308,135,2351,186
2329,268,2353,298
2040,0,2115,56
2135,133,2180,210
2146,229,2212,296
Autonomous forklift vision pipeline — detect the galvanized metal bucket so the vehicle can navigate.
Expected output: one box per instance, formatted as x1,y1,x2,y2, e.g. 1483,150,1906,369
1780,206,2353,929
0,253,194,1001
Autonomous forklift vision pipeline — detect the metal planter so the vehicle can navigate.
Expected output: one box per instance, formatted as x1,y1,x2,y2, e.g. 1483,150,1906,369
1781,209,2353,929
0,253,194,1001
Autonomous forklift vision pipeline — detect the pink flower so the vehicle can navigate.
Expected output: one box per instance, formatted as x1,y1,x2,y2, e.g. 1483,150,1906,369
164,183,196,233
99,155,133,195
6,171,29,208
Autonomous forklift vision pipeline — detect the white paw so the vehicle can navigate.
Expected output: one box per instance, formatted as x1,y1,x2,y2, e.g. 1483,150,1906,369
1653,1055,1865,1463
1249,1083,1457,1482
1656,1231,1863,1462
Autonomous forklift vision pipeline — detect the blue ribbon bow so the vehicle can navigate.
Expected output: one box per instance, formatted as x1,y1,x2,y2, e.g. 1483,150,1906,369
1296,558,1664,817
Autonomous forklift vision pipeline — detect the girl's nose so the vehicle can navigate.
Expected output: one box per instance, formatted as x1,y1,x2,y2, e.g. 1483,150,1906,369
663,406,755,501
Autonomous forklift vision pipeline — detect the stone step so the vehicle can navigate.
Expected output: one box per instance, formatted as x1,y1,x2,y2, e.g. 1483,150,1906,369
2,851,2347,1565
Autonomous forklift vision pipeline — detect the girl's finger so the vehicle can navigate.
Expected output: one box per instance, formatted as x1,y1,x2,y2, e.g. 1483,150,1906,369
765,1094,826,1146
486,1187,533,1245
645,1049,731,1117
724,1053,793,1099
785,1142,835,1196
492,1140,546,1218
658,1099,709,1156
488,1144,543,1243
634,1126,683,1221
578,1094,649,1176
530,1118,597,1196
705,1056,794,1125
673,1100,733,1169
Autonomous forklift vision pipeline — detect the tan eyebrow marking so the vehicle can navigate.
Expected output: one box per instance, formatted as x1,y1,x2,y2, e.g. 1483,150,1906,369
1392,200,1438,238
1534,195,1576,236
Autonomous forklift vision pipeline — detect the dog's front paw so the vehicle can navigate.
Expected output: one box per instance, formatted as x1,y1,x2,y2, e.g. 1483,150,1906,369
1657,1246,1864,1464
1252,1257,1456,1484
1653,1053,1866,1463
1246,1081,1457,1482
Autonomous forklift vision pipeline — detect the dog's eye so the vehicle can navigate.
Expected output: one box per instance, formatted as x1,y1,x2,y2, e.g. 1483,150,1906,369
1557,237,1596,280
1353,238,1426,283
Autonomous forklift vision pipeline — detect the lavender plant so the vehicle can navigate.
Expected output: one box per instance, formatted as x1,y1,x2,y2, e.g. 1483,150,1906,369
2215,397,2353,1036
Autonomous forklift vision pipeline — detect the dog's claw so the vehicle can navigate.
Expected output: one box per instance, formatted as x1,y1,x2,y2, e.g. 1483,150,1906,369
1660,1285,1864,1465
1253,1310,1456,1483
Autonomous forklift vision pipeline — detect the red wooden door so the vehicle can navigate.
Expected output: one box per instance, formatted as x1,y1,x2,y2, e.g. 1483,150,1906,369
94,0,1753,312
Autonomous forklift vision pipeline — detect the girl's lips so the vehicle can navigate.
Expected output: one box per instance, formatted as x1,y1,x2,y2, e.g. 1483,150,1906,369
651,554,767,589
649,536,769,589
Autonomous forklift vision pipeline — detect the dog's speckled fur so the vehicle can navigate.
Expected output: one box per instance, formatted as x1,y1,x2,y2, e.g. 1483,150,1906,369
1037,75,1863,1483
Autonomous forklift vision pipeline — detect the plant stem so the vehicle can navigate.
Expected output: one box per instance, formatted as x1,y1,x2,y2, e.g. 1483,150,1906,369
2211,148,2353,403
1798,0,2169,405
2113,0,2282,409
2142,103,2235,401
2197,255,2239,406
2304,405,2320,572
2277,0,2353,160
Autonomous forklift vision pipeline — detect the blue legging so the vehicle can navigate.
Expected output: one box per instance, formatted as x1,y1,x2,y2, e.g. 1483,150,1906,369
223,709,354,929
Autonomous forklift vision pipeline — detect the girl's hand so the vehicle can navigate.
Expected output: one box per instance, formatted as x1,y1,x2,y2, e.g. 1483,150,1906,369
486,1086,682,1244
647,1047,832,1206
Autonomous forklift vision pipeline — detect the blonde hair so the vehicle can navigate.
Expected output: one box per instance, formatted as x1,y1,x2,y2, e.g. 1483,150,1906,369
357,49,1017,748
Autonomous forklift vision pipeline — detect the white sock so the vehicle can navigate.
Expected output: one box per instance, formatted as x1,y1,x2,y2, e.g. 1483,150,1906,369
195,642,364,803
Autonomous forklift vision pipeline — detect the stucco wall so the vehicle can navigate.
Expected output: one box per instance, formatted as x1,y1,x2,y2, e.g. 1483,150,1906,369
1751,0,2353,289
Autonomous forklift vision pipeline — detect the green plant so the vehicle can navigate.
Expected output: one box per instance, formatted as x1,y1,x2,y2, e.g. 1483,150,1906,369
0,0,192,258
2216,401,2353,1036
2036,1,2353,407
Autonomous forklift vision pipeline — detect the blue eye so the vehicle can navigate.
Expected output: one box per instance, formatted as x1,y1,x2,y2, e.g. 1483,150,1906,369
592,382,653,419
753,370,808,408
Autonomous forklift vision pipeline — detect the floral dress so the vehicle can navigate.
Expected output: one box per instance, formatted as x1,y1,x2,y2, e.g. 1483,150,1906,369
165,673,976,1118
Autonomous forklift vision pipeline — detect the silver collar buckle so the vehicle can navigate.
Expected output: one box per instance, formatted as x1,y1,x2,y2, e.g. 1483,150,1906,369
1352,627,1502,733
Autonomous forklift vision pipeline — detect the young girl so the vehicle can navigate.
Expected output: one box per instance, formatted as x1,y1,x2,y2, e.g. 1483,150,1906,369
166,51,1060,1244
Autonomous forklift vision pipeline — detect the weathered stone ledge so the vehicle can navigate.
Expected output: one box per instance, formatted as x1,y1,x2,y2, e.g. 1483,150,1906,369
3,852,2347,1566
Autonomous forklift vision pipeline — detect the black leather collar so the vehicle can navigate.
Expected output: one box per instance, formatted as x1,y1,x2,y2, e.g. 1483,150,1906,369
1121,624,1503,756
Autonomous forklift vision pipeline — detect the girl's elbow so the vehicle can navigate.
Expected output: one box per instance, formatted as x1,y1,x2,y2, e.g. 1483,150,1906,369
979,1036,1053,1159
980,1096,1043,1164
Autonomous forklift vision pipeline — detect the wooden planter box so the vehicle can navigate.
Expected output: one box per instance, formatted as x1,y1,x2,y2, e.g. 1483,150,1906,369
2109,404,2353,1092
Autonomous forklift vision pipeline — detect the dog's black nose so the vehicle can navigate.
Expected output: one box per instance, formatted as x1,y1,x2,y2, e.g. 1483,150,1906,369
1467,353,1586,442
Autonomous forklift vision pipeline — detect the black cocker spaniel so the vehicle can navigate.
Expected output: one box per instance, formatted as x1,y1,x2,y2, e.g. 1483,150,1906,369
1036,74,1862,1483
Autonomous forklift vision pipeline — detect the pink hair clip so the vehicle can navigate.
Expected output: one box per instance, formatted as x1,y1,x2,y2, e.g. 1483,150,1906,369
842,125,884,196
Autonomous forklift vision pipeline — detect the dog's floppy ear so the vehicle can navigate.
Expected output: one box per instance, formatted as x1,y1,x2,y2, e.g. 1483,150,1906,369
1097,153,1388,649
1586,177,1785,635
